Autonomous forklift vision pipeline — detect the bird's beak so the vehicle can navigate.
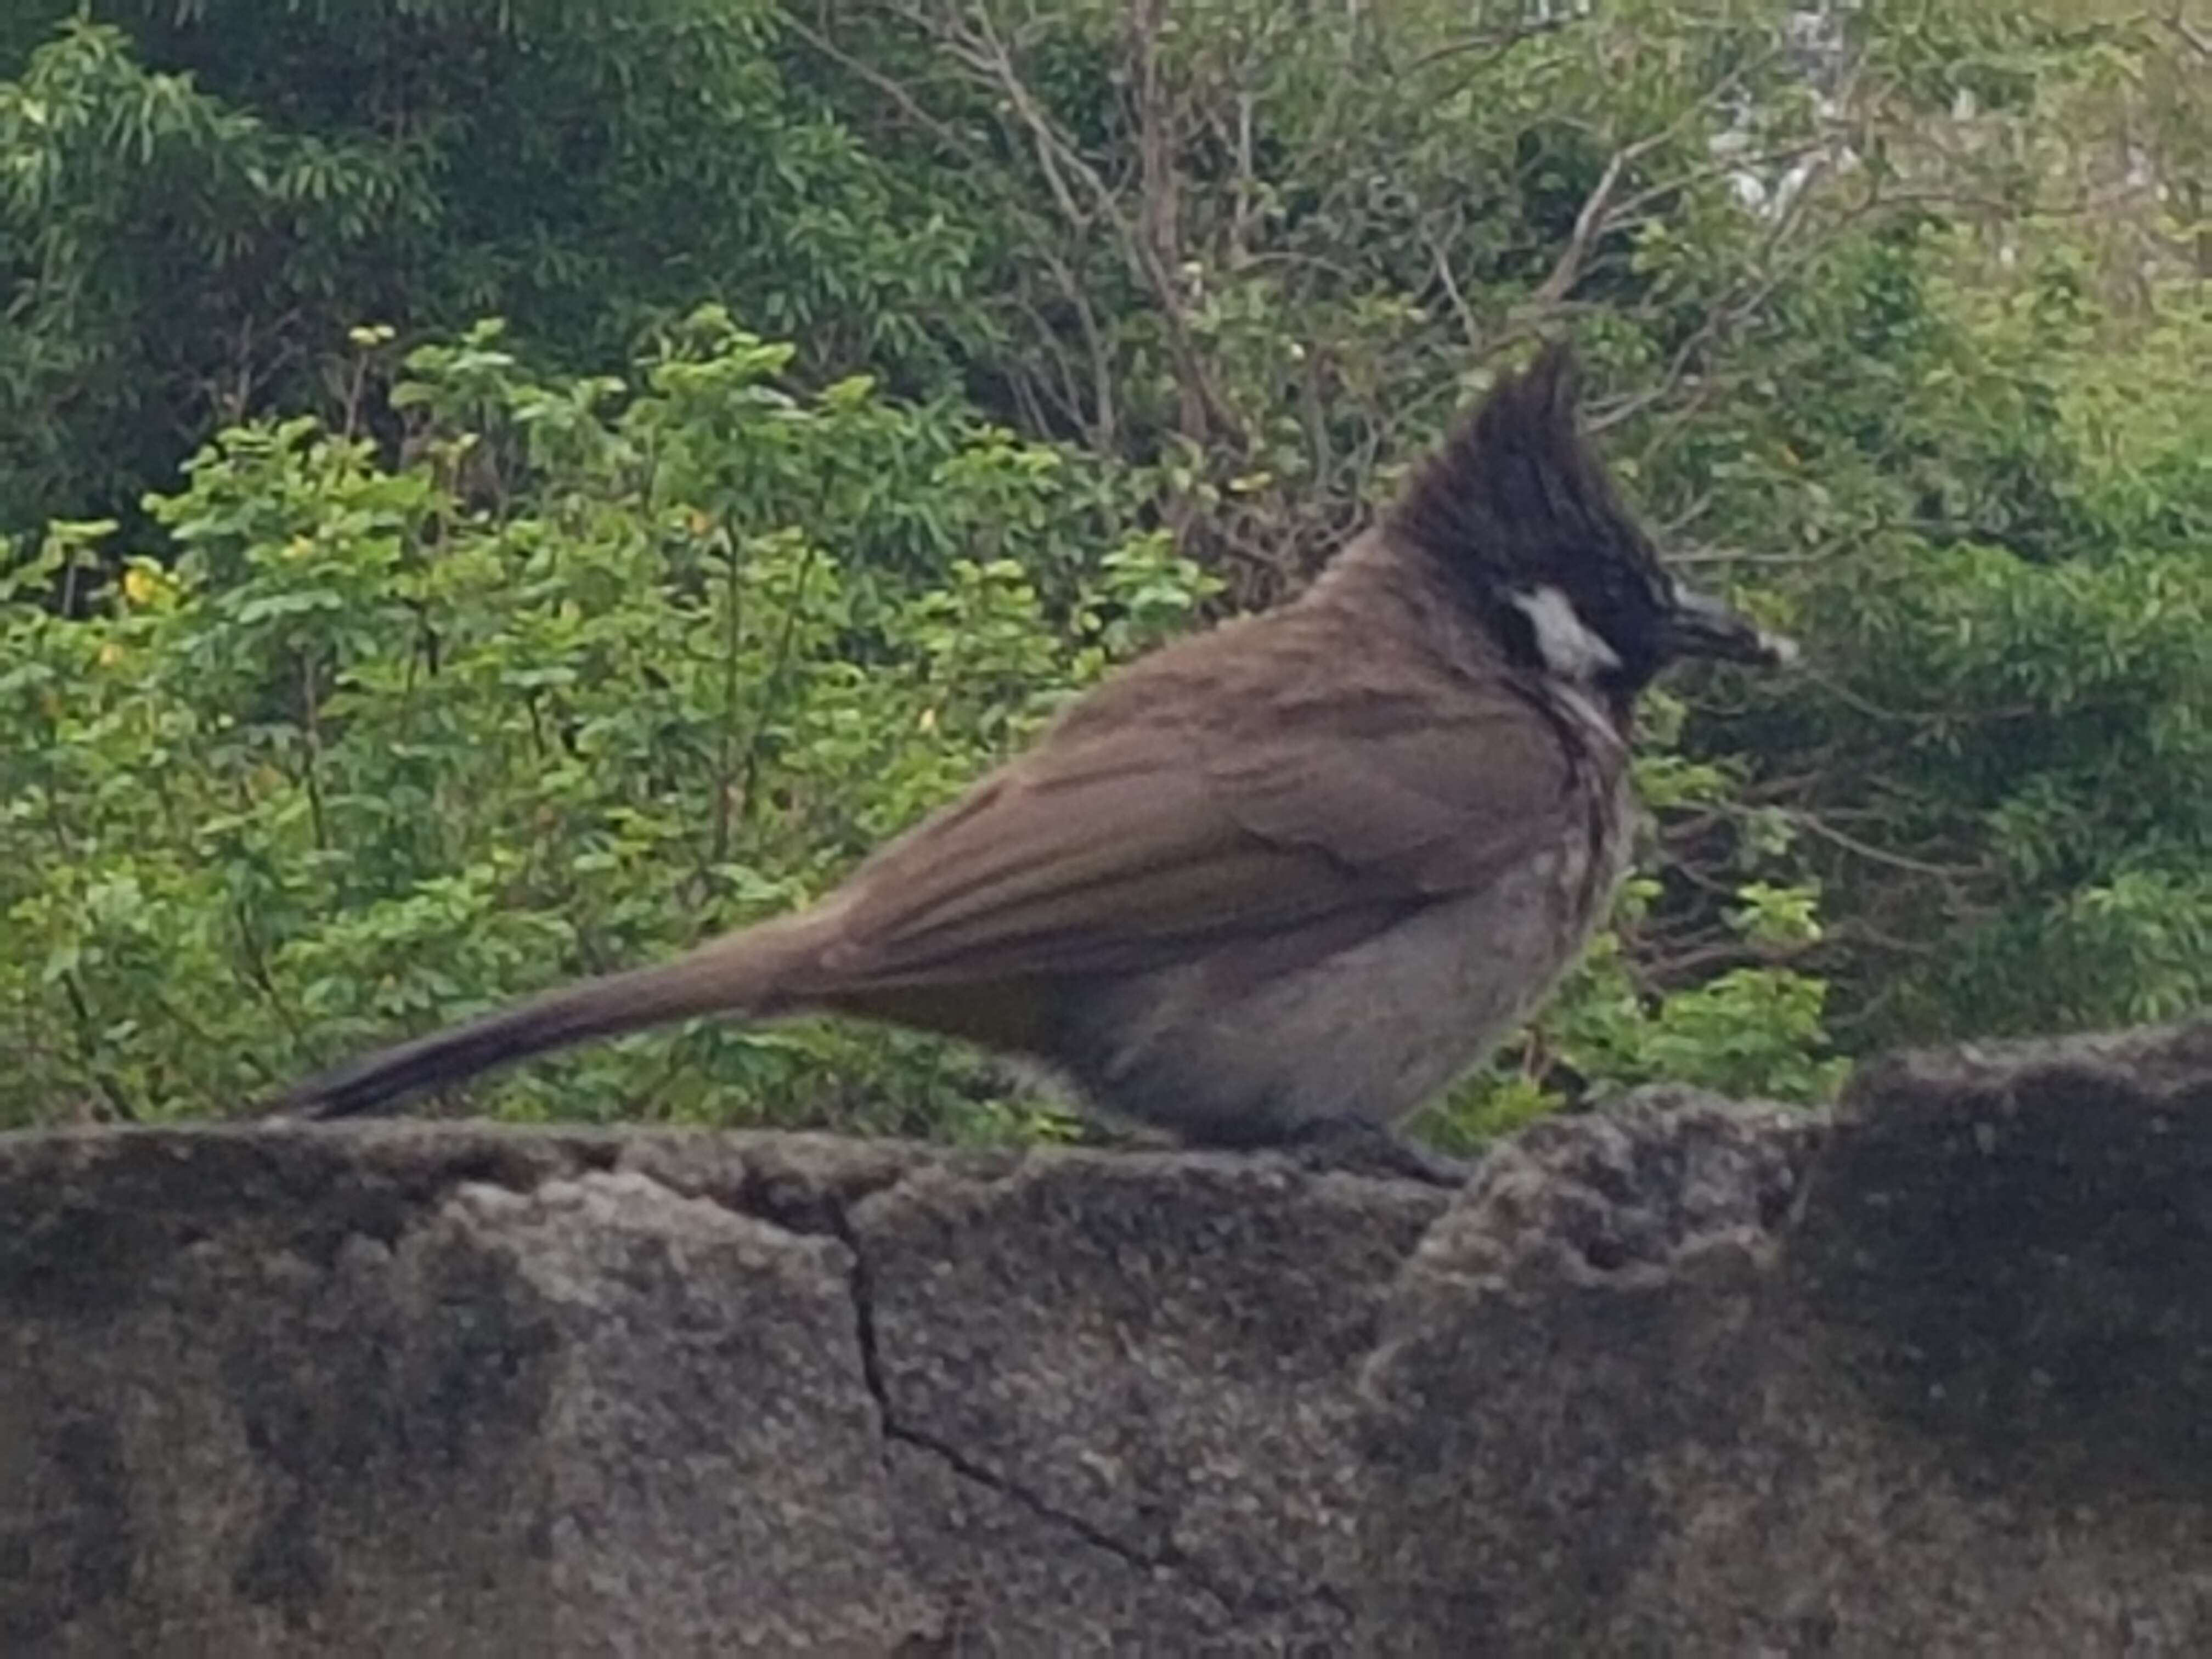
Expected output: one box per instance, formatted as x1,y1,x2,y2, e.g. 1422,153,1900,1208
1661,585,1799,668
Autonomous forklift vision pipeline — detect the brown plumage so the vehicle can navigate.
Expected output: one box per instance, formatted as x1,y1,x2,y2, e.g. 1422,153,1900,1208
268,345,1795,1180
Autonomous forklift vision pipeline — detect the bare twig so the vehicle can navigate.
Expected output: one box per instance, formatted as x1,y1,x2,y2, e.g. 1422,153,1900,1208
1399,13,1582,77
1784,810,1982,881
710,521,742,871
1602,140,1826,228
59,972,137,1121
789,6,1126,444
732,535,823,832
1527,144,1636,312
297,650,331,854
882,0,1243,444
1590,167,1861,438
233,902,307,1046
1228,86,1257,268
1520,46,1791,321
1420,222,1485,350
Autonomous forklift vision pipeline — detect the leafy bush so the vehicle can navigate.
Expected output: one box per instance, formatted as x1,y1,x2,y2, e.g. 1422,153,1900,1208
0,312,1208,1131
0,7,979,535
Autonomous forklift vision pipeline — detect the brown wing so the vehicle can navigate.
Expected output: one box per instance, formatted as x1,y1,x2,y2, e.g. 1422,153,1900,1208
802,635,1592,991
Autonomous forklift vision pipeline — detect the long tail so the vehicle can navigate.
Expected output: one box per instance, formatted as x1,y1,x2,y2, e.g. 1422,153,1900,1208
264,913,834,1120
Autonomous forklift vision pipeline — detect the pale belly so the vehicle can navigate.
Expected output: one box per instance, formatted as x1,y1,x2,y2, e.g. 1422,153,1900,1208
1062,818,1629,1145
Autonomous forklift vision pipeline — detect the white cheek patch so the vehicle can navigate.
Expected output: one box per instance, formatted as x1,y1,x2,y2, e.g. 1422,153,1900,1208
1510,584,1621,680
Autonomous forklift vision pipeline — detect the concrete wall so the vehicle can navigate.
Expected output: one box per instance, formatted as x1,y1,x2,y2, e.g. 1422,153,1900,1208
5,1022,2211,1655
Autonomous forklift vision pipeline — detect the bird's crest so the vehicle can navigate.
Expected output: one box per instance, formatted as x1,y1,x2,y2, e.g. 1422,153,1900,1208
1385,343,1664,594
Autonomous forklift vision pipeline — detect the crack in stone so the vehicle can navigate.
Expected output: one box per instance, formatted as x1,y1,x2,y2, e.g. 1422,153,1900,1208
819,1190,1324,1632
834,1209,1160,1578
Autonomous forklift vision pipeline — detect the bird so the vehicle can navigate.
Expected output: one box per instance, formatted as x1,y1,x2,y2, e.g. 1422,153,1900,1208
266,343,1797,1182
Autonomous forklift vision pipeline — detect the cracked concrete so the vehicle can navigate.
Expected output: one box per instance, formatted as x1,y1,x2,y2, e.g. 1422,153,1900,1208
7,1019,2212,1654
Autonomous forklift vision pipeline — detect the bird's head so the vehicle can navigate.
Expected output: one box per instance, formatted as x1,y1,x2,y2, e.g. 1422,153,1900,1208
1386,343,1797,715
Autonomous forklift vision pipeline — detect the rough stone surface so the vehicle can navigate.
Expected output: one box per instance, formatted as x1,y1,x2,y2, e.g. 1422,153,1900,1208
5,1021,2212,1655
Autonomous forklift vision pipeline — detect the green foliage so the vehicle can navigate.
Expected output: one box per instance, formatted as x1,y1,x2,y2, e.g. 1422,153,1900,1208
0,314,1209,1129
1767,252,2212,1042
0,5,980,534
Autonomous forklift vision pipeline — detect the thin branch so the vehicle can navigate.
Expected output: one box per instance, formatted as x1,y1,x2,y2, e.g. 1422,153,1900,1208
792,7,1125,444
732,536,824,837
1826,918,1945,960
297,650,331,855
59,972,137,1121
1655,488,1713,539
887,0,1242,443
1420,223,1484,351
1589,167,1861,437
786,10,980,161
233,901,307,1047
1399,13,1582,77
710,522,742,871
1602,140,1826,228
1523,45,1790,318
1528,145,1635,312
1784,810,1983,881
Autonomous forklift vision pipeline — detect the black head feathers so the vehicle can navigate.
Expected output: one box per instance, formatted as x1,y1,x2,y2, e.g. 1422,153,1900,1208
1388,344,1667,601
1386,344,1684,701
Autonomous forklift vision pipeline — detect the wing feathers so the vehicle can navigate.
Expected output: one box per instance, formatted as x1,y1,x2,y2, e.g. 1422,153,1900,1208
799,639,1593,994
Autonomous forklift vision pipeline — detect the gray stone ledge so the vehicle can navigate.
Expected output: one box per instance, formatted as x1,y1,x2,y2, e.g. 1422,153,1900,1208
5,1020,2212,1655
